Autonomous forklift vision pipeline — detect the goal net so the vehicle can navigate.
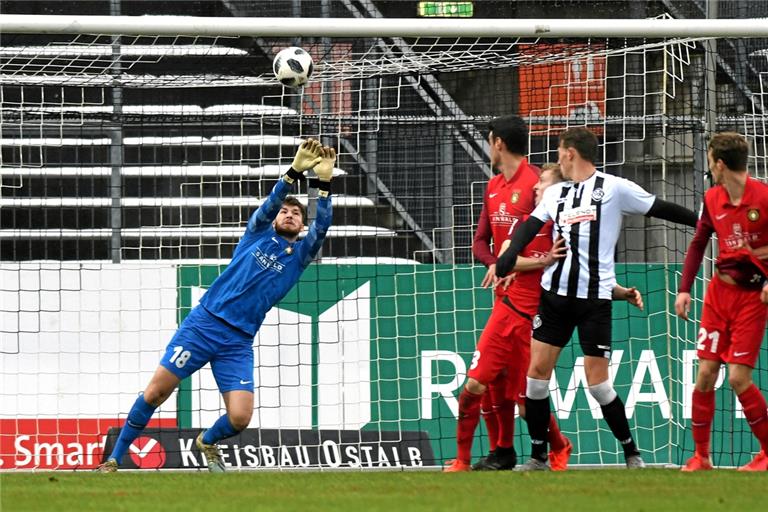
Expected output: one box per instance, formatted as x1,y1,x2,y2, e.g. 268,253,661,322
1,12,768,470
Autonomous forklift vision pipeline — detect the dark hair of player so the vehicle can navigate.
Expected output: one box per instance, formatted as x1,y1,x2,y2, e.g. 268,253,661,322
488,115,528,155
541,163,564,183
708,132,749,171
283,196,307,224
558,127,599,163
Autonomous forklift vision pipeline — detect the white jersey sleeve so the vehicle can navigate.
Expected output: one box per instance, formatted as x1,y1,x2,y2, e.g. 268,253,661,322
617,177,655,216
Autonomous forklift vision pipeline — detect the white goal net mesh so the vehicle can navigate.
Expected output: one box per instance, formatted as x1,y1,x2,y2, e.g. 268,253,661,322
2,14,768,470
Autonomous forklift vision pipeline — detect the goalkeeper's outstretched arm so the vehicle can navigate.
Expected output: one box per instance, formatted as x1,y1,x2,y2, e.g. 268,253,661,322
247,139,323,232
298,145,336,267
494,216,545,278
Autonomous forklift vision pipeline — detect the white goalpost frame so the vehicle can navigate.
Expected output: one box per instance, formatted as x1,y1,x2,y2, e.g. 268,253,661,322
1,14,767,472
1,15,768,38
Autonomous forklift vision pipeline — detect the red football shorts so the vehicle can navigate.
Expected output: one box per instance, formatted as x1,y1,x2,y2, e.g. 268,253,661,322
467,296,532,401
698,273,768,367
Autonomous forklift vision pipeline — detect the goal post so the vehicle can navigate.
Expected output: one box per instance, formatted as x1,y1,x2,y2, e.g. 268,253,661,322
1,14,767,470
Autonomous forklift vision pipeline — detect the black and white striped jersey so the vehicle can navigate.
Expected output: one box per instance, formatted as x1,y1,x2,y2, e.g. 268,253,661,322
530,170,655,300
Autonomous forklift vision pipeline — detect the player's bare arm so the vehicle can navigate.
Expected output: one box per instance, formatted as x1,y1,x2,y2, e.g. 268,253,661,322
494,216,545,277
674,292,692,321
481,264,497,289
613,285,644,311
494,236,565,289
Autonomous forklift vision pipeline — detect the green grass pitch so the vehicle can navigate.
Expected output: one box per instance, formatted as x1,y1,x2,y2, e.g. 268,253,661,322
1,469,764,512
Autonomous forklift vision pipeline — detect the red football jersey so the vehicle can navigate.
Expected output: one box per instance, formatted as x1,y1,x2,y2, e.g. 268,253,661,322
472,159,540,267
681,176,768,291
508,220,555,315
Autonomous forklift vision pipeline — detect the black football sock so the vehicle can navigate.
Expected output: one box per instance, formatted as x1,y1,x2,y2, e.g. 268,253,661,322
600,396,639,458
525,396,551,461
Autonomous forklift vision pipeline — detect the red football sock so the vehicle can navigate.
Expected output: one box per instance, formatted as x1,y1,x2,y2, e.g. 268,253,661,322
737,384,768,454
456,388,483,464
496,399,516,448
482,384,500,451
691,389,715,458
547,413,567,451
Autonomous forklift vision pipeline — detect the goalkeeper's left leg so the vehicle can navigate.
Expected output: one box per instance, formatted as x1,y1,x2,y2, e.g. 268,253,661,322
105,366,180,466
103,319,210,469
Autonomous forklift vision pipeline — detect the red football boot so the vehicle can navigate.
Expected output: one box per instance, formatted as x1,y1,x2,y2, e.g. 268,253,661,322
549,436,573,472
681,453,714,472
443,459,471,472
738,451,768,472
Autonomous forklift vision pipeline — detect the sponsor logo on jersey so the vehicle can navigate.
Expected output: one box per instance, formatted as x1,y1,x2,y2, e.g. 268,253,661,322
532,315,542,330
748,208,760,222
724,222,760,249
511,191,521,204
559,205,597,226
251,248,285,273
491,203,519,225
591,187,605,202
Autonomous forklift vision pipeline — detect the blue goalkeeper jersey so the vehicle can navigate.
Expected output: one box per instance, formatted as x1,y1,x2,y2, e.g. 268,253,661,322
199,178,332,336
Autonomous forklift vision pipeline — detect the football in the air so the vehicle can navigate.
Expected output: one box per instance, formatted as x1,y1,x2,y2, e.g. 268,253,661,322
273,47,314,88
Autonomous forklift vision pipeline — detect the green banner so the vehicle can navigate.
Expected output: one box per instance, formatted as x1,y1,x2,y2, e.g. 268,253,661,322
178,264,767,467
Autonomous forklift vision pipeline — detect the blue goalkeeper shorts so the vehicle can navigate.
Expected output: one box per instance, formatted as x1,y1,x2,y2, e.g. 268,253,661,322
159,305,255,393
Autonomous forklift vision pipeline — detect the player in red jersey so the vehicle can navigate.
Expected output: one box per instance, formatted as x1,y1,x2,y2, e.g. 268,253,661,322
469,117,541,471
445,116,550,472
487,163,573,471
675,132,768,472
443,121,569,472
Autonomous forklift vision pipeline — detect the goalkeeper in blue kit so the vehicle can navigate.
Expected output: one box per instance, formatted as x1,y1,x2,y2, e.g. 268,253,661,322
98,139,335,473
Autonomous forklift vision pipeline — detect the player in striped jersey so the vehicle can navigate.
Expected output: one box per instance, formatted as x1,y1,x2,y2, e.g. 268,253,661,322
496,127,697,470
676,132,768,472
97,139,335,473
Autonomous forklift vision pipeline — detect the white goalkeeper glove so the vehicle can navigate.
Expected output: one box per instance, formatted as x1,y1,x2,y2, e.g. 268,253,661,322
314,146,336,182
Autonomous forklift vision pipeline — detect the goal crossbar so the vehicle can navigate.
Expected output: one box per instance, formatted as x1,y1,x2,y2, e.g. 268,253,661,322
1,15,768,38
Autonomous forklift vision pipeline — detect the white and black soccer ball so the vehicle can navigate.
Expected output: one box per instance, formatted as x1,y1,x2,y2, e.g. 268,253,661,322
273,47,314,88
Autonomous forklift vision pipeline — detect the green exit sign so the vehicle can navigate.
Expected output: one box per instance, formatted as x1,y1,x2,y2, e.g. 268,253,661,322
417,2,474,17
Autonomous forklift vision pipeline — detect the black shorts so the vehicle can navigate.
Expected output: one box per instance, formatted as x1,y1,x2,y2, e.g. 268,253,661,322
532,289,613,358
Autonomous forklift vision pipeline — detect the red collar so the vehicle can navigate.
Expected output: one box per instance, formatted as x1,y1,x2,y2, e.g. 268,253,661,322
717,175,754,209
501,158,531,184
